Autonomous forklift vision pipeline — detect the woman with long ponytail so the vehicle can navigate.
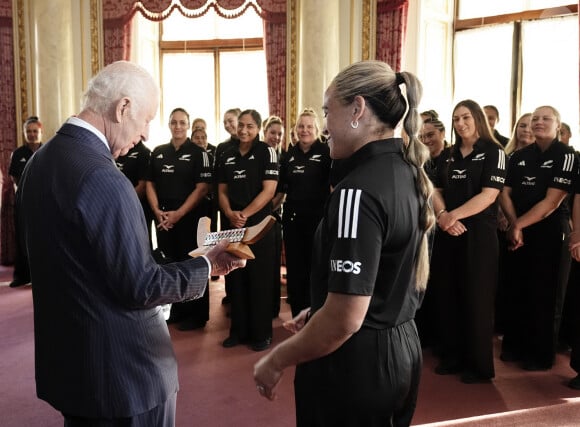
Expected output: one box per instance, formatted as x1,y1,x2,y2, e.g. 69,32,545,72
255,60,433,426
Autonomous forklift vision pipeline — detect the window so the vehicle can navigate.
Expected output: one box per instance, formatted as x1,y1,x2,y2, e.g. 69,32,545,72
132,8,269,148
453,1,578,147
453,23,514,137
414,0,454,125
520,16,579,135
458,0,574,19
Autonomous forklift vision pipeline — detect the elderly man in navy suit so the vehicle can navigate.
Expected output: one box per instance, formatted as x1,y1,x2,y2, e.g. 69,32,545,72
16,61,245,427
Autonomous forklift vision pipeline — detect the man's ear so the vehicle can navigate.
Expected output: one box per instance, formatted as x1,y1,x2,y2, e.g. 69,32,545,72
115,97,131,123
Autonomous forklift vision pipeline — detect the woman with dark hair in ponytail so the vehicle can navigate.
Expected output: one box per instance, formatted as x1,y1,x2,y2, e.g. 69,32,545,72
430,99,506,384
254,60,433,427
216,109,279,351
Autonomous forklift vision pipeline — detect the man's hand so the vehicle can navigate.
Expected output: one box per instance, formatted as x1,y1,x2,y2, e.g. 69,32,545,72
205,239,246,276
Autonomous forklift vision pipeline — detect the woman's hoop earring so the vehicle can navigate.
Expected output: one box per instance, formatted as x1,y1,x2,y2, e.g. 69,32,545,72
350,120,359,129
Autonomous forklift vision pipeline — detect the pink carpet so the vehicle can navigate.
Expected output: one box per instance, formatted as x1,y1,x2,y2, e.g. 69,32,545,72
1,265,579,426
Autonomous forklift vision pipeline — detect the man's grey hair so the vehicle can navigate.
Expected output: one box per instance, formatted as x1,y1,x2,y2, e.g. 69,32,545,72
81,61,158,118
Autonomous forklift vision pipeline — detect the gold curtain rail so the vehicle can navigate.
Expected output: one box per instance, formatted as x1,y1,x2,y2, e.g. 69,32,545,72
160,37,263,52
455,4,578,31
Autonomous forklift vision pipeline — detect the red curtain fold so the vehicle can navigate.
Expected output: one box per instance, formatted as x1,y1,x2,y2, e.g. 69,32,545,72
376,0,408,71
0,0,16,265
263,19,286,120
377,0,407,13
103,19,133,67
102,0,286,122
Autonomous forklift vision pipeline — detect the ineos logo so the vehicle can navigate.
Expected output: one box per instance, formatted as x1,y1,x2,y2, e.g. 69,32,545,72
330,259,362,275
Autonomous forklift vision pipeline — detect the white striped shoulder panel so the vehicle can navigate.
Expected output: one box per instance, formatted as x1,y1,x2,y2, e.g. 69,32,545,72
337,188,362,239
562,153,575,173
497,148,506,170
202,152,210,168
267,146,278,163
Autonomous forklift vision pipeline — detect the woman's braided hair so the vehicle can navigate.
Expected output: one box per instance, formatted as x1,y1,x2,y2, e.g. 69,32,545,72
332,60,434,291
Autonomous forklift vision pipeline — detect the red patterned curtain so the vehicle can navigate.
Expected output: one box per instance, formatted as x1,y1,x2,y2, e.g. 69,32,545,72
0,0,16,265
260,1,285,119
102,0,286,118
376,0,408,71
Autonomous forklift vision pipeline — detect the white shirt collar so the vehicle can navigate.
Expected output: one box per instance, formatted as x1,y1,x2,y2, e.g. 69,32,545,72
66,116,110,152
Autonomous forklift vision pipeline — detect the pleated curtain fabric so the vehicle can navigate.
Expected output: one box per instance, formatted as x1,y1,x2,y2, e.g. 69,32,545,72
0,0,17,265
376,0,408,72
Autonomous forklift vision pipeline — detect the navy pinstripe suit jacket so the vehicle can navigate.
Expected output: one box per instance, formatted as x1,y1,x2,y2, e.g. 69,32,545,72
17,123,209,418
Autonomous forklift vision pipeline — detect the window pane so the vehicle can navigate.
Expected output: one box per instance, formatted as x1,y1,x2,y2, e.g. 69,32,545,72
520,15,579,149
162,8,263,41
458,0,574,19
453,24,514,136
131,13,163,148
159,53,216,145
418,19,453,127
218,50,269,143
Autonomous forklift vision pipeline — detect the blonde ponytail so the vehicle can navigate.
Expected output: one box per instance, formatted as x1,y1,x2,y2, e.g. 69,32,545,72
397,71,435,291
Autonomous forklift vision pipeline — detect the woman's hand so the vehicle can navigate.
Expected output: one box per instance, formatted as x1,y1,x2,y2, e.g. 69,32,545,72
155,210,172,231
254,352,283,401
438,211,466,236
507,225,524,250
571,245,580,263
283,308,310,334
163,210,183,228
229,211,247,228
445,220,467,236
253,309,310,402
497,209,510,232
437,210,453,231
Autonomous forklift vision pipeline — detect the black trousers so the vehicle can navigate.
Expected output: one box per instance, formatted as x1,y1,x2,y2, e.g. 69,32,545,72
295,321,422,427
430,219,497,378
494,229,510,334
228,227,275,342
272,220,282,317
566,261,580,373
501,218,571,367
140,198,155,250
156,202,209,324
220,212,233,299
13,209,30,283
415,228,437,349
283,210,320,317
63,393,176,427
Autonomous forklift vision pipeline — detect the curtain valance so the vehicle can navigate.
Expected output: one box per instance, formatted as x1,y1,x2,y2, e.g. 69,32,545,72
103,0,284,23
